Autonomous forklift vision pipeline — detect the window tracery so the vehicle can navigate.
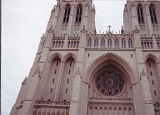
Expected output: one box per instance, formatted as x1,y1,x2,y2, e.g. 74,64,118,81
149,4,157,23
76,4,83,23
115,39,119,47
122,39,126,48
95,67,125,96
63,4,71,23
108,39,112,47
88,38,92,47
94,39,98,47
137,4,144,23
128,39,133,48
101,39,105,47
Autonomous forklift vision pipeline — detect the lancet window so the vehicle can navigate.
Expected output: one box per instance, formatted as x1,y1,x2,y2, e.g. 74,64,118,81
101,38,105,47
149,4,157,23
137,4,144,23
128,39,133,48
88,38,92,47
108,39,112,47
157,42,160,48
76,4,83,23
94,39,98,47
63,4,71,23
114,39,119,47
122,39,126,48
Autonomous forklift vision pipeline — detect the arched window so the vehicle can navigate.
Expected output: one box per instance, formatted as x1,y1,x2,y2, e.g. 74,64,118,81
122,39,126,48
88,39,92,47
71,41,73,48
94,39,98,47
114,39,119,47
157,42,160,49
149,4,157,23
74,41,76,48
128,39,133,48
141,42,144,49
55,41,58,48
59,41,61,48
68,41,70,48
101,39,105,46
76,4,82,23
108,39,112,47
77,41,79,48
63,4,71,23
53,41,55,48
137,4,144,23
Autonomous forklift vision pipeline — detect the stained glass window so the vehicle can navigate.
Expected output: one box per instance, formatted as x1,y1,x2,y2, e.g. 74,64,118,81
95,67,124,96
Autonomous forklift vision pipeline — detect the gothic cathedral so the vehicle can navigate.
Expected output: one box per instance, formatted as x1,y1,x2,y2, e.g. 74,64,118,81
10,0,160,115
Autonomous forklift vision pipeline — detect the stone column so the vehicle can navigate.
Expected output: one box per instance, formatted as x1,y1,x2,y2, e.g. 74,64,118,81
152,35,157,49
119,38,122,49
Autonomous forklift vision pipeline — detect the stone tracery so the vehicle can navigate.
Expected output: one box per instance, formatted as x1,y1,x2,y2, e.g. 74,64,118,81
95,67,124,96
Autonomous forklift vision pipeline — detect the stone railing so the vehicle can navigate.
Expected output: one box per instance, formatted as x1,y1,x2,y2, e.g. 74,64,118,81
35,101,70,106
90,97,132,102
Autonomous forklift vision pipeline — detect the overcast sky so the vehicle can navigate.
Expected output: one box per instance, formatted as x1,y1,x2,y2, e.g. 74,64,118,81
2,0,126,115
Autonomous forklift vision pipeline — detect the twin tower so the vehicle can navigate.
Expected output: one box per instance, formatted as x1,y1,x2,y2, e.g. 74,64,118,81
10,0,160,115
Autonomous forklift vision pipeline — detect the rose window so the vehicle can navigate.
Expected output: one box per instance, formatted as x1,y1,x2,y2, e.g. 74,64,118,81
95,68,124,96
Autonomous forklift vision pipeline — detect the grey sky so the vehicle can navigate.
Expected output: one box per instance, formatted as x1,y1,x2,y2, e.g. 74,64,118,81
2,0,126,115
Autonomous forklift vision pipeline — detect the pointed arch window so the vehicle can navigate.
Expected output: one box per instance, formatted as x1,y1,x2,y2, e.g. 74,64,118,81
114,39,119,47
137,4,144,23
149,4,157,23
122,39,126,48
88,38,92,47
63,4,71,23
108,39,112,47
128,39,133,48
94,39,98,47
101,38,105,46
76,5,83,23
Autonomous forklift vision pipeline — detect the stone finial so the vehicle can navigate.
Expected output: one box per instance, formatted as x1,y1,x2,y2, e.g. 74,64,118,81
108,25,111,32
121,26,124,34
134,26,140,33
92,4,96,12
22,76,28,85
81,25,87,33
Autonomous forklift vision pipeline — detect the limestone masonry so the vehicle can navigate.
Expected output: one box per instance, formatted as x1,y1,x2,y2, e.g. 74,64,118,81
10,0,160,115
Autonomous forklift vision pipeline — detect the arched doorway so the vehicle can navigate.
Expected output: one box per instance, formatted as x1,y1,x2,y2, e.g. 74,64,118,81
85,53,135,115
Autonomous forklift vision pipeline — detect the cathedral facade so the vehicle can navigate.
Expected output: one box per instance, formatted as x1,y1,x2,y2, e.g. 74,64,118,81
10,0,160,115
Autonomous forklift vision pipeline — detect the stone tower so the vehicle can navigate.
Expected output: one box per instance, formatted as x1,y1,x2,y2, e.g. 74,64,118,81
10,0,160,115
